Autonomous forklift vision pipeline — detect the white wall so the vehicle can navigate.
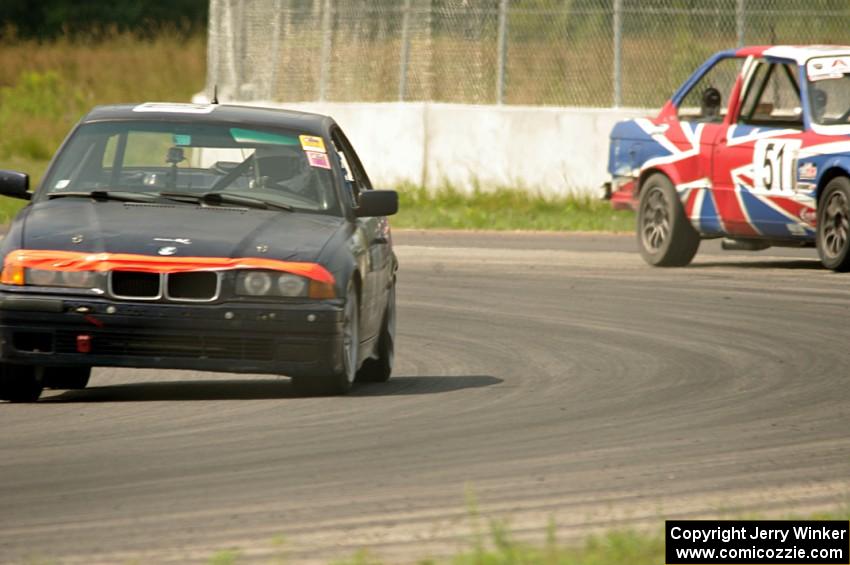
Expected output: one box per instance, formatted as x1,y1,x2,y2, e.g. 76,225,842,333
197,98,650,195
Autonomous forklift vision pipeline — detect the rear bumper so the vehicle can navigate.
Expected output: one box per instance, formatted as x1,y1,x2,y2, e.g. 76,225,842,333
0,293,345,377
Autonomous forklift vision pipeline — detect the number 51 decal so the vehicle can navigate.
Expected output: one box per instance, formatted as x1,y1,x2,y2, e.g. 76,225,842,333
752,138,802,192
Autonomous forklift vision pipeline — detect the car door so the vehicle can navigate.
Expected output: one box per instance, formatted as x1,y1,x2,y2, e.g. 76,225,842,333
330,127,389,341
661,54,746,236
710,58,810,238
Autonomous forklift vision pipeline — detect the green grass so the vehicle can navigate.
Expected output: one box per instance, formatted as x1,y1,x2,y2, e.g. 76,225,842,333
394,184,634,232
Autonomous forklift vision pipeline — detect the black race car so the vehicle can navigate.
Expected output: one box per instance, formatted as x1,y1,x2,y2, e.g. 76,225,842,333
0,102,398,401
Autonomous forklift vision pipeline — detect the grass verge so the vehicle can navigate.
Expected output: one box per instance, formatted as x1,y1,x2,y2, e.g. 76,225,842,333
395,185,633,232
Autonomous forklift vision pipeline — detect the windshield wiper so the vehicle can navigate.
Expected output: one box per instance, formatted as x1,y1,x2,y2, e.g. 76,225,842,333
47,190,159,203
158,191,293,211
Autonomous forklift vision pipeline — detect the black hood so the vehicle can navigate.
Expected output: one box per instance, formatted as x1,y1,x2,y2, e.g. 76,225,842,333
20,199,344,262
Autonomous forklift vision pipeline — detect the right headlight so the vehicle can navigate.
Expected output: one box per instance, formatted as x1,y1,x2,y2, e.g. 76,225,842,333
24,268,105,290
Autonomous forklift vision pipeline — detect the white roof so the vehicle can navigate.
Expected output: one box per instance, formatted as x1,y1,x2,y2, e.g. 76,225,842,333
763,45,850,64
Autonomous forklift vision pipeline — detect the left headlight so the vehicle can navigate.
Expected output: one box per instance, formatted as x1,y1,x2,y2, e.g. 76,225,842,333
236,271,309,297
235,270,334,299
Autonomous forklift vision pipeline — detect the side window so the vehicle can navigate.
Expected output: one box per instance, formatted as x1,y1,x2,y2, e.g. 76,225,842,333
677,57,743,123
739,61,803,128
331,129,372,207
332,138,358,206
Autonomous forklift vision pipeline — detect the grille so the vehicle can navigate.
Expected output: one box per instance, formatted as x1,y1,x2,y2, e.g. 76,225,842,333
108,271,220,302
55,331,274,361
110,271,161,299
167,272,219,301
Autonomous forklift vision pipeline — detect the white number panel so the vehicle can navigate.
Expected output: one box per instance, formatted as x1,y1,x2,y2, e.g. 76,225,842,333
752,138,802,193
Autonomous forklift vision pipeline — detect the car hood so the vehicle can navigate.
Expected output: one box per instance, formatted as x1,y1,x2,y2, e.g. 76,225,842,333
19,199,344,262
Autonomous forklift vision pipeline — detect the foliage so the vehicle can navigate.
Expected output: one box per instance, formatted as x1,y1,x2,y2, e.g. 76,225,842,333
0,0,207,39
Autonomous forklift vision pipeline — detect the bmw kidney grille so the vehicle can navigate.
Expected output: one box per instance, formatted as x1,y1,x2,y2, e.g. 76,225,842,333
108,271,220,302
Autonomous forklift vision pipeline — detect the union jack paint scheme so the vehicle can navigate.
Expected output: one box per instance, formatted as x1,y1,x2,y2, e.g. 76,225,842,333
605,45,850,270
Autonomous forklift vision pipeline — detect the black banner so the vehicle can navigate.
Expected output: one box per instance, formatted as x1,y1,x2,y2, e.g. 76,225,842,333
666,520,849,564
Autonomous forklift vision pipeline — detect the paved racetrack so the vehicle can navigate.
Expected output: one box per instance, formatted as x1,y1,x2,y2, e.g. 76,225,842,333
2,230,850,563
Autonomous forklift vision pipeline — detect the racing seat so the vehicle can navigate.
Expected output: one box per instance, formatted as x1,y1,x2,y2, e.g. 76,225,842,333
701,87,722,122
810,87,828,123
254,146,319,203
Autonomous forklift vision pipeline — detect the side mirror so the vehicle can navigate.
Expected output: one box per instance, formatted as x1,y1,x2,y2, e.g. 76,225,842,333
356,190,398,217
0,170,31,200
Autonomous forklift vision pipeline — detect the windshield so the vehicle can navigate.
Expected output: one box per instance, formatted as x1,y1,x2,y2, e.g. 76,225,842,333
806,56,850,126
41,121,340,214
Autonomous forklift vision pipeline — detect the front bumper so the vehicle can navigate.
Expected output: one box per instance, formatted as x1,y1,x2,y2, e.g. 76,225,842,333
606,176,639,211
0,293,345,377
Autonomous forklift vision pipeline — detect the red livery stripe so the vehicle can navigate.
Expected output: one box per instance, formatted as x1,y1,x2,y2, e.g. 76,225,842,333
1,249,335,285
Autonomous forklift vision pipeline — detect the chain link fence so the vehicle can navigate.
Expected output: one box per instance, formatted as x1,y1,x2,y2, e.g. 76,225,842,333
207,0,850,108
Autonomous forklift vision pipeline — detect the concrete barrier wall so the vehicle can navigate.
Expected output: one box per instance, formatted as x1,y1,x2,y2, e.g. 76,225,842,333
226,101,651,196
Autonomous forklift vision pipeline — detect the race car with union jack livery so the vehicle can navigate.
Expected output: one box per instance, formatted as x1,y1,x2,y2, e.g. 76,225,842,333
0,103,398,402
604,45,850,270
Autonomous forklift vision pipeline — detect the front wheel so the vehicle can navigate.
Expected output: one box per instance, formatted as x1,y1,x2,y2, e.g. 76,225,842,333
293,280,359,396
637,173,700,267
0,364,44,403
356,281,395,383
817,176,850,271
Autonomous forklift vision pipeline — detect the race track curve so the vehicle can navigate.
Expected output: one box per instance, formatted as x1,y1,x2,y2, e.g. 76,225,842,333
1,230,849,563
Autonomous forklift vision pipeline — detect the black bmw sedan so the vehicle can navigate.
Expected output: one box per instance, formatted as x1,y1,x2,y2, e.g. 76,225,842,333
0,103,398,401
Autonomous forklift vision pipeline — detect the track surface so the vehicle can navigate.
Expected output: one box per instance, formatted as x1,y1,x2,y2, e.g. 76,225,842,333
2,231,850,563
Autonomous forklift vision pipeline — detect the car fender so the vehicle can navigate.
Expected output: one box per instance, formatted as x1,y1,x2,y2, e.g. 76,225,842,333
812,156,850,201
316,222,363,301
0,207,31,266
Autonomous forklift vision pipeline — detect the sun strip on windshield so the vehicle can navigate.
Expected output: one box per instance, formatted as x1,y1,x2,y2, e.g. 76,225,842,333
1,249,335,284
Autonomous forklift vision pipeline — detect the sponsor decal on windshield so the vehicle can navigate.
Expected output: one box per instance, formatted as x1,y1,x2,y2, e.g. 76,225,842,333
807,56,850,81
306,151,331,169
299,135,326,153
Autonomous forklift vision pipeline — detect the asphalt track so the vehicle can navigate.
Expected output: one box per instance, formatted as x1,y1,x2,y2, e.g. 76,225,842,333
2,230,850,563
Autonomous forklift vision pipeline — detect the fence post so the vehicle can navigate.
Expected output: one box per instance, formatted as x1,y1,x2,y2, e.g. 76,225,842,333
267,0,284,100
496,0,509,105
612,0,622,108
318,0,332,102
736,0,745,47
399,0,413,101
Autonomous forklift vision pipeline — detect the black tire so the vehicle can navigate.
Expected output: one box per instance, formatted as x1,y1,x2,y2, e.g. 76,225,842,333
0,364,44,403
817,176,850,271
637,173,700,267
293,280,359,396
356,281,395,383
43,366,91,390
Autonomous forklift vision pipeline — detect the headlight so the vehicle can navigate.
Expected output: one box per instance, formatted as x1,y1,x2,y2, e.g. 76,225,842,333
61,270,96,288
276,274,308,297
24,269,104,290
236,271,319,298
237,271,273,296
27,269,60,286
